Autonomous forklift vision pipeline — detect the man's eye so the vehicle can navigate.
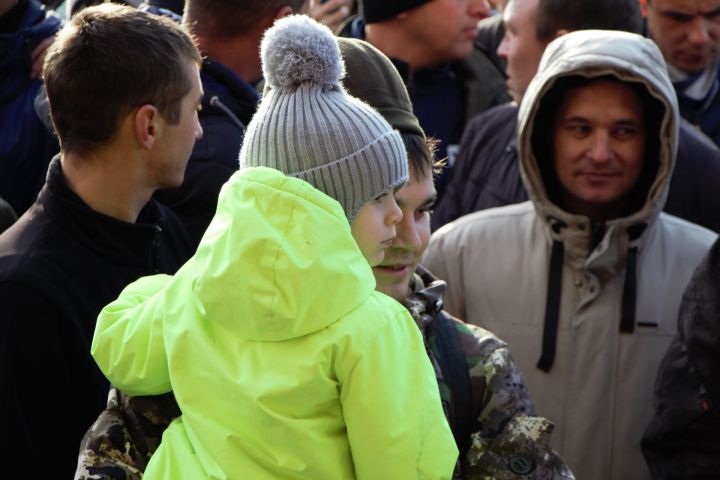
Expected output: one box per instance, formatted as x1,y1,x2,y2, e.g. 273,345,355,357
568,125,591,135
418,207,434,216
666,12,693,22
614,127,638,139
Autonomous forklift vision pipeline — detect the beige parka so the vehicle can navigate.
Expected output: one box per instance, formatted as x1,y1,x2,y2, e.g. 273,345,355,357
425,30,718,480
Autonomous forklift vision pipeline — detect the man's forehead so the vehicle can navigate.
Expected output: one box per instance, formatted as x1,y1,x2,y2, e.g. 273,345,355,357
652,0,720,13
504,0,538,27
396,169,435,202
557,80,645,117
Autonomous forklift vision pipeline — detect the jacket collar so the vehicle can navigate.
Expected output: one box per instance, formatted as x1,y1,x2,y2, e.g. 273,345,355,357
40,156,168,268
403,265,446,330
201,58,259,127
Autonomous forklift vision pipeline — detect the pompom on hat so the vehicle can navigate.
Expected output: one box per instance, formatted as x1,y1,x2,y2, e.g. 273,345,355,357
240,15,408,223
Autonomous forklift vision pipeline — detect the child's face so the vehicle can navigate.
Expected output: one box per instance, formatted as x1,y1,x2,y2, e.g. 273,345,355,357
350,189,403,267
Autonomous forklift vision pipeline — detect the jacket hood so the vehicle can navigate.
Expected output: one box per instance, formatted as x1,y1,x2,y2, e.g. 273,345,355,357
188,167,375,342
517,30,679,231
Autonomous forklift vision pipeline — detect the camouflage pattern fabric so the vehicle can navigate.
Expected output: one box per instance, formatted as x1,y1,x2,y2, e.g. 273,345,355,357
405,266,574,479
75,266,573,479
75,388,180,479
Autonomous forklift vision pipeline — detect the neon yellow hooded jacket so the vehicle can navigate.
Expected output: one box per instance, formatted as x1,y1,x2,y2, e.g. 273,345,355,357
92,167,457,479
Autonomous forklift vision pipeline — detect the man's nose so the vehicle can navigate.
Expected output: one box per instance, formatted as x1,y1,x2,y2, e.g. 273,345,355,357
497,33,510,60
394,215,423,251
688,17,711,46
588,131,612,163
469,0,491,20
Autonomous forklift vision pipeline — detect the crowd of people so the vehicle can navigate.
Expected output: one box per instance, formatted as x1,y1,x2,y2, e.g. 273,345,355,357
1,0,719,478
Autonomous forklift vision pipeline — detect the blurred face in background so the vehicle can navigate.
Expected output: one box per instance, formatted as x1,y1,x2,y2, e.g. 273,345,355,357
647,0,720,73
399,0,490,66
497,0,549,102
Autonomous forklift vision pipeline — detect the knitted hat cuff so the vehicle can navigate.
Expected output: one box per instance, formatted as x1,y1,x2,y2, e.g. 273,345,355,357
293,130,408,222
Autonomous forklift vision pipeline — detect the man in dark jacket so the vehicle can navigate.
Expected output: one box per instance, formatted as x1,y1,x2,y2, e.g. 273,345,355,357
338,0,510,200
647,0,720,146
0,5,199,476
643,237,720,478
432,0,720,234
154,0,305,248
0,0,61,216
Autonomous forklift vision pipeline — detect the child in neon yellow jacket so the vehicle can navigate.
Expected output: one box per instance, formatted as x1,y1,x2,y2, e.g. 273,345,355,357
91,15,457,479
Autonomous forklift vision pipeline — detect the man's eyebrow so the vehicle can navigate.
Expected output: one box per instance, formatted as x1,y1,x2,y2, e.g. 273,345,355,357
396,193,437,209
559,115,590,123
423,193,438,207
613,119,643,126
558,116,643,126
704,5,720,17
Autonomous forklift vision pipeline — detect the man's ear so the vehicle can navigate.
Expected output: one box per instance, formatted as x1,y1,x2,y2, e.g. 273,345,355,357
134,104,160,150
275,5,294,19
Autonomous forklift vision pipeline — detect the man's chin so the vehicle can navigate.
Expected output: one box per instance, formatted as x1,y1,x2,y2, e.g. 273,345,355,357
373,265,412,300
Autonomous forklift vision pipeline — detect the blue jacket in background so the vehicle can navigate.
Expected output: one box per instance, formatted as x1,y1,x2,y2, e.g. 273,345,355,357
0,0,62,215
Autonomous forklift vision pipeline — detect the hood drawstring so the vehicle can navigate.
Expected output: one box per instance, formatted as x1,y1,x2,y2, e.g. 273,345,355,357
620,223,647,333
537,217,567,373
538,221,648,372
209,95,246,134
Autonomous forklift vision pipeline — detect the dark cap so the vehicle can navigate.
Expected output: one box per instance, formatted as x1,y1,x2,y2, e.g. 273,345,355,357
360,0,431,24
338,37,424,138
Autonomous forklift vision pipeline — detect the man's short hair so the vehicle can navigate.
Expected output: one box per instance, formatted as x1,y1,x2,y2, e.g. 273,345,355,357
403,133,440,180
535,0,643,42
43,4,201,156
185,0,305,37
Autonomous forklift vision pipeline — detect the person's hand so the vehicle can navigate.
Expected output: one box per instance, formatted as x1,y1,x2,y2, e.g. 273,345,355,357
307,0,353,33
31,36,55,79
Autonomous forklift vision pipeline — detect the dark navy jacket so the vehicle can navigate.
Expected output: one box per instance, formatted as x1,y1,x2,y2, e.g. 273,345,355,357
0,158,193,477
0,0,61,215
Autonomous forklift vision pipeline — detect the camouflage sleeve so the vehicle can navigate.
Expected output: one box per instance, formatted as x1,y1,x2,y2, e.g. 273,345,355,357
75,387,180,479
459,323,575,480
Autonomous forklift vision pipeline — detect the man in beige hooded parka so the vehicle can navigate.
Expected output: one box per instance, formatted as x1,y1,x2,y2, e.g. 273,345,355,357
424,30,718,480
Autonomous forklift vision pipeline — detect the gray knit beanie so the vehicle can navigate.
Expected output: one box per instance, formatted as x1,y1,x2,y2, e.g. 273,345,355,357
239,15,408,223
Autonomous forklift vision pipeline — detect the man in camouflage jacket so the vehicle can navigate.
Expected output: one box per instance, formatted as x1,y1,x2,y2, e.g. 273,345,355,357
76,34,571,480
76,266,572,480
405,266,572,480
